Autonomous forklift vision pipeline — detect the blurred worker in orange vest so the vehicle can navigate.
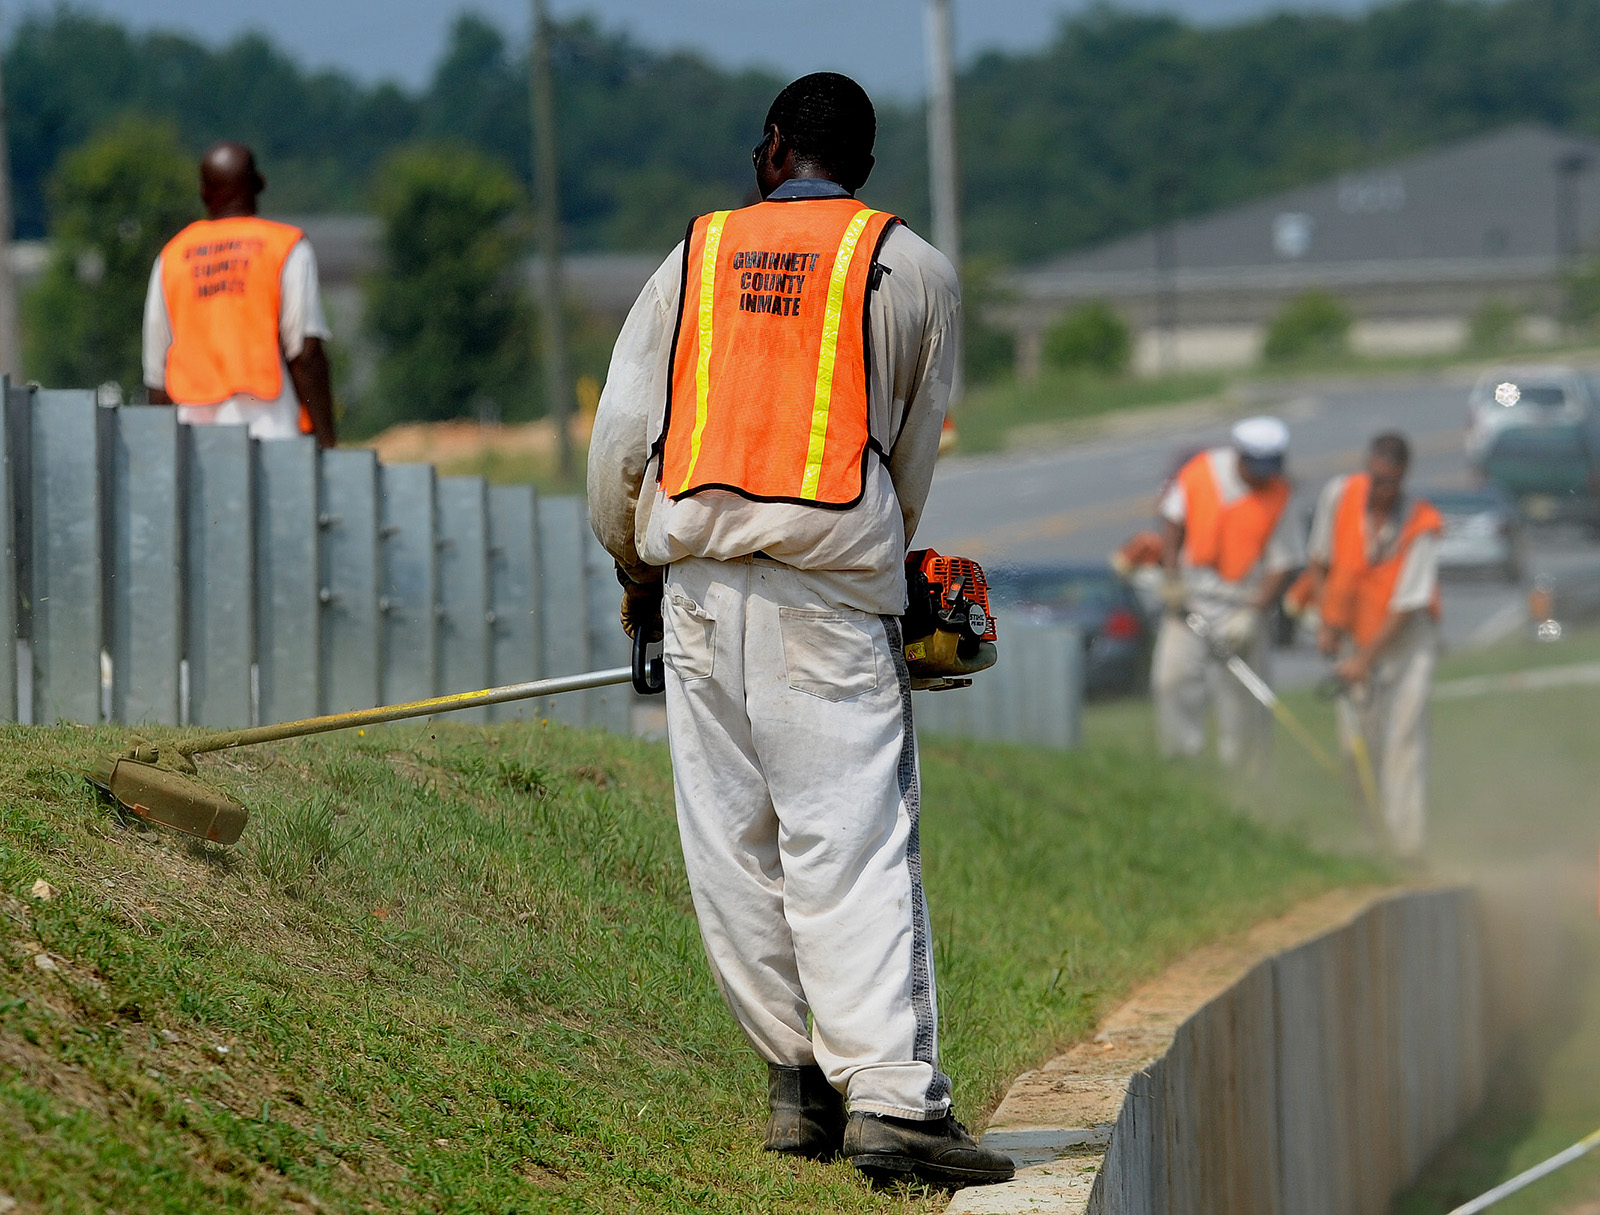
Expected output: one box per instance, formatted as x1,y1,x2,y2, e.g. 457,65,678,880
587,74,1012,1187
1151,417,1302,769
1305,432,1441,857
142,142,336,447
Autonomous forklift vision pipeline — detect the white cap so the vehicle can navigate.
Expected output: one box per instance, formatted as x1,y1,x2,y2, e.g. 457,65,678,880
1231,415,1290,460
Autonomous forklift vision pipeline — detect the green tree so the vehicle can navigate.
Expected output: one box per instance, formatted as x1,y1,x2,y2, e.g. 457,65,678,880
23,117,197,391
1043,302,1131,375
1262,291,1352,363
360,145,533,433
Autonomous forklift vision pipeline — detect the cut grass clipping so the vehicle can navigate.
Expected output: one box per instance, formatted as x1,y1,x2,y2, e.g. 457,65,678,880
0,721,1372,1212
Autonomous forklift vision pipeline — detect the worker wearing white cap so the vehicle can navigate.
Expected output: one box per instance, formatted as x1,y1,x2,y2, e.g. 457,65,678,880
1151,416,1304,769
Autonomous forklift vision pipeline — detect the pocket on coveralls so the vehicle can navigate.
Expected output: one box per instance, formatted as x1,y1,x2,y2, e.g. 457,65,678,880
664,593,715,681
778,607,880,701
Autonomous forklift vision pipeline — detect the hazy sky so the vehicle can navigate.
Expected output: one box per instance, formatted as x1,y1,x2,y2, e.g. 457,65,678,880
20,0,1375,96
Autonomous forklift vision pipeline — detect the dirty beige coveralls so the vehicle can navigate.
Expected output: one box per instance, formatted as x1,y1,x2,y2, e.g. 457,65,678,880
587,180,960,1120
1151,447,1304,769
1309,474,1440,857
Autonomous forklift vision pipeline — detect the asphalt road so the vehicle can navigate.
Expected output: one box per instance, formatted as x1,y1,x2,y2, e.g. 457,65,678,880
916,373,1600,687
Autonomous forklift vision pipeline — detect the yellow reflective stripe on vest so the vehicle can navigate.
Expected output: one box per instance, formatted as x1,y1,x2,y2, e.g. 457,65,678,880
677,210,731,495
801,208,876,501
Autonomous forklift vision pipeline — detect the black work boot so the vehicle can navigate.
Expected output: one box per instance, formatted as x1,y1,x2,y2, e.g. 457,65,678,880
843,1111,1015,1188
764,1063,847,1160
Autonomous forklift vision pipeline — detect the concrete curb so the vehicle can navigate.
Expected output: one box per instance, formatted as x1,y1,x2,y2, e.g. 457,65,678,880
949,886,1482,1214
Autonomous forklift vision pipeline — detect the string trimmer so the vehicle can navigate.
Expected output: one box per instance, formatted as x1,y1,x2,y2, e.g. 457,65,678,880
1182,612,1341,775
85,635,666,846
1314,672,1384,830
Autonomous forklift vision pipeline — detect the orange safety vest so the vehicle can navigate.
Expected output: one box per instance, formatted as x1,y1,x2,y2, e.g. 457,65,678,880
657,197,899,508
1321,473,1443,646
161,216,303,407
1177,451,1291,581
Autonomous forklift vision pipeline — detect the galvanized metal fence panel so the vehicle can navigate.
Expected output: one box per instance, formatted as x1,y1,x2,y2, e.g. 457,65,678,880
5,385,29,721
184,424,255,728
436,476,491,722
319,448,382,714
487,484,540,721
255,436,321,725
30,391,103,725
0,381,22,725
108,407,182,726
534,494,592,725
0,397,1084,749
379,463,438,706
913,621,1083,749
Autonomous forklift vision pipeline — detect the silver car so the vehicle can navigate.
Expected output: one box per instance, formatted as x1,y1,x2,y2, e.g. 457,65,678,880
1431,486,1524,582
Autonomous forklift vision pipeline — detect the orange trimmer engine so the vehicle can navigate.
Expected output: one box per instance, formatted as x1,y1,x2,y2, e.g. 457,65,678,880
901,549,999,691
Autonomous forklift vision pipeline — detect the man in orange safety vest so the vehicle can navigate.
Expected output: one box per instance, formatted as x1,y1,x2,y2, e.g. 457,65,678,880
1151,416,1303,769
142,142,336,447
1305,432,1441,857
587,73,1012,1188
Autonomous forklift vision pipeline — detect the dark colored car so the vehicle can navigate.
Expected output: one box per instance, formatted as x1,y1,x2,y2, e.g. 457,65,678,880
986,563,1151,698
1480,422,1600,533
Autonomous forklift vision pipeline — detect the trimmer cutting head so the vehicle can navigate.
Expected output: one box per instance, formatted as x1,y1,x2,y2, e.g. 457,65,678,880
86,756,249,845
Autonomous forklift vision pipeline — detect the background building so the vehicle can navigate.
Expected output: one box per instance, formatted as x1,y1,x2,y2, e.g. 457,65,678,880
1002,125,1600,375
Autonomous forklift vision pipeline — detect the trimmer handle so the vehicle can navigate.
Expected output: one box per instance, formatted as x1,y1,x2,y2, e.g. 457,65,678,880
1314,673,1348,702
632,629,665,696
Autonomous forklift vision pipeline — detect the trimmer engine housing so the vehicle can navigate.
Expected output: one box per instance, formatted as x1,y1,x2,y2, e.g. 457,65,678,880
902,549,999,690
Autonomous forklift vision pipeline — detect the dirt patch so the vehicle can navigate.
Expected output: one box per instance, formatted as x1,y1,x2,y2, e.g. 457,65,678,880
365,415,592,466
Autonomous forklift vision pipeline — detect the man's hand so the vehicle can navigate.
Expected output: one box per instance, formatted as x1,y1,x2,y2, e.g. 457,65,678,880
1334,652,1371,686
288,337,337,449
1317,623,1342,658
618,569,664,641
1216,607,1259,654
1159,572,1187,614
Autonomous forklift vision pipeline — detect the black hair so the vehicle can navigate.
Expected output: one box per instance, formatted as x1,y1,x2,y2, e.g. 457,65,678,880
1369,431,1411,468
764,72,876,178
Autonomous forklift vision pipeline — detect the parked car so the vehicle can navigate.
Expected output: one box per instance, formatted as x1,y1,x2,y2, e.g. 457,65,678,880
1429,486,1524,581
1465,365,1594,468
1479,421,1600,533
986,563,1152,697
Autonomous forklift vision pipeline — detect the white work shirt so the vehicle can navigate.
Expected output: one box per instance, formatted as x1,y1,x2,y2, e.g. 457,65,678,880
1158,446,1304,615
142,237,330,439
587,181,960,615
1308,474,1439,613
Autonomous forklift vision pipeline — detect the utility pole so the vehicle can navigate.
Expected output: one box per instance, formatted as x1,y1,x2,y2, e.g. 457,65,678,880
529,0,574,479
1556,151,1591,265
0,6,20,381
1153,174,1180,376
924,0,963,399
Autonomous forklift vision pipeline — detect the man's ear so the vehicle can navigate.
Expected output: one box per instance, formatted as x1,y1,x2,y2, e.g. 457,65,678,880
845,152,876,193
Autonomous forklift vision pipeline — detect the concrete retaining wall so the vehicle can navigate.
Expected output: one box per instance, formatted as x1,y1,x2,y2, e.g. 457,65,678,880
951,887,1518,1215
1091,888,1484,1215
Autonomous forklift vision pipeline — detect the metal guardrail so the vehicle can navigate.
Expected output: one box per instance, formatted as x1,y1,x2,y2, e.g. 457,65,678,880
0,384,1084,749
0,386,630,732
913,622,1084,749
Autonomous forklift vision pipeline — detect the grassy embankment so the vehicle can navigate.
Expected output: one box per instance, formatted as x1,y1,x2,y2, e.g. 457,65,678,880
0,711,1374,1212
